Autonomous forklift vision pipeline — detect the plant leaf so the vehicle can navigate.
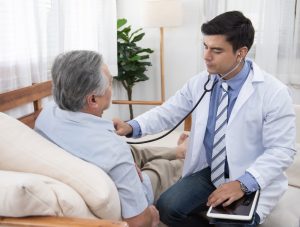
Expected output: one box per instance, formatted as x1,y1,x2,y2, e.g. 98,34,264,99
129,28,143,40
117,18,127,29
131,33,145,43
139,55,150,60
120,26,131,35
129,55,141,61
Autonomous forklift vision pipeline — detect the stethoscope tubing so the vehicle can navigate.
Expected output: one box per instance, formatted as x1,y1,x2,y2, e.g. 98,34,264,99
127,75,218,144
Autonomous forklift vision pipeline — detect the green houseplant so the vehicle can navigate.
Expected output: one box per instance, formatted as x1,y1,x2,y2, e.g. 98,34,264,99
115,18,154,119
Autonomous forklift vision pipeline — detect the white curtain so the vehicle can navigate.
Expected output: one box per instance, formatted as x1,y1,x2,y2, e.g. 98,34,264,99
200,0,300,90
0,0,50,92
48,0,118,75
0,0,51,117
0,0,117,116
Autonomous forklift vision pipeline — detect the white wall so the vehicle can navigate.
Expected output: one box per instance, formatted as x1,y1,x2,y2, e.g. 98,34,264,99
104,0,300,121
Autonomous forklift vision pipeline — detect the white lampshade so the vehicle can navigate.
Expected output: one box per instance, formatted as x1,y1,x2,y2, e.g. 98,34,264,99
142,0,183,27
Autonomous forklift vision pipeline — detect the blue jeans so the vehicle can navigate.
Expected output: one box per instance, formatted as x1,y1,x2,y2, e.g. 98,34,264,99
156,167,260,227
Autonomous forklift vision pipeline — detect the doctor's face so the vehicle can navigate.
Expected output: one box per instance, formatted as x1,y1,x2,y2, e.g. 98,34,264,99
203,35,242,80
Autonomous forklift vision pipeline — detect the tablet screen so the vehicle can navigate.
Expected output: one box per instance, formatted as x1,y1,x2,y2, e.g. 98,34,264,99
207,190,259,221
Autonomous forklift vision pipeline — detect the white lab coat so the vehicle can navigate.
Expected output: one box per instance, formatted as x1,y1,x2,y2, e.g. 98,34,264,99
135,60,296,223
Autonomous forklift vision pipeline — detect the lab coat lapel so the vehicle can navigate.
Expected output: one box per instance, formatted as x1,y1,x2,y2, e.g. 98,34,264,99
194,76,215,126
227,60,264,126
228,71,254,126
187,75,214,173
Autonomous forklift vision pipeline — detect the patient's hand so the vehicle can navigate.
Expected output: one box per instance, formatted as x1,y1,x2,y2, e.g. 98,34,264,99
149,205,160,227
113,118,133,136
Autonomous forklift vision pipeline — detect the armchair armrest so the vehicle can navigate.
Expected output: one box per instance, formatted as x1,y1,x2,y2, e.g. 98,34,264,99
0,216,128,227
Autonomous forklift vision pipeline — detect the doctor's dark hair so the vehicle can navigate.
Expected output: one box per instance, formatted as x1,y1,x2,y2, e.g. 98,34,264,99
51,50,108,111
201,11,255,52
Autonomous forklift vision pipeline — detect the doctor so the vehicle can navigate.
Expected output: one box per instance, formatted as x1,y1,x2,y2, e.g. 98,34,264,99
113,11,296,226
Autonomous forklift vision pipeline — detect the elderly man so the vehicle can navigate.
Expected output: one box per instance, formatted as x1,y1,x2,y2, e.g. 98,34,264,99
35,50,185,227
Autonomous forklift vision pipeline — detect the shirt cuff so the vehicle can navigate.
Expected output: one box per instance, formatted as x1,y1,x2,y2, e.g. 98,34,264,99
127,120,142,138
238,172,260,193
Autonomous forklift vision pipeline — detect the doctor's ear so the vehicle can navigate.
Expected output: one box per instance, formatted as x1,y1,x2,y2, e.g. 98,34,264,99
237,47,248,60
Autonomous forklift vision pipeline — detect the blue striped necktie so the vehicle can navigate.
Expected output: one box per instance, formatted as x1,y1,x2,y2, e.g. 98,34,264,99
211,82,228,187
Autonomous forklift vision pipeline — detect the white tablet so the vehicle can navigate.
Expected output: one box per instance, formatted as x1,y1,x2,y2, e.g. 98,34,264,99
206,190,259,221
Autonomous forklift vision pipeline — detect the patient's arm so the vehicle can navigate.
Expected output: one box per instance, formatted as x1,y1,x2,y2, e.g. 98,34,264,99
123,205,159,227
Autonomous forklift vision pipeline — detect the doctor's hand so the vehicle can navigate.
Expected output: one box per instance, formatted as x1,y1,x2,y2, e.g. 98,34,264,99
112,118,133,136
207,180,244,208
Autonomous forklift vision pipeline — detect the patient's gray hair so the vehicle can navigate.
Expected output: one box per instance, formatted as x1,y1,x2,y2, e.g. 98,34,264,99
51,50,108,111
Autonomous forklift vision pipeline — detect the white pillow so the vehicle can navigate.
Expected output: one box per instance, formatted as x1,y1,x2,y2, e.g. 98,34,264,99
0,112,121,220
0,171,95,218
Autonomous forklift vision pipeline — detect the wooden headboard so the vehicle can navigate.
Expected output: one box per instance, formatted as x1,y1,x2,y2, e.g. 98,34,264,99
0,81,52,128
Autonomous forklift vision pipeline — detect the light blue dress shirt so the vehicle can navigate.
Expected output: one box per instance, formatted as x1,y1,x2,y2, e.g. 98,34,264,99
204,60,259,192
129,60,259,192
35,101,153,218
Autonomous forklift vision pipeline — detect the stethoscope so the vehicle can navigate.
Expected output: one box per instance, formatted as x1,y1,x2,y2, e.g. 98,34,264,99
127,58,244,144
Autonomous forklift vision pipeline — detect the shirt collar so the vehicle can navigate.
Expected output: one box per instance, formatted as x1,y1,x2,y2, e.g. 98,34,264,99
218,59,251,91
53,103,115,131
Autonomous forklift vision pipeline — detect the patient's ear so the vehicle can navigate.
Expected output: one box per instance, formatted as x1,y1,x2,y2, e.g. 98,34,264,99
84,94,104,117
85,94,98,110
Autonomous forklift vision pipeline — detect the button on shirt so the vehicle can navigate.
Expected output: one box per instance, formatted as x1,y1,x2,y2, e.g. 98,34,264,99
35,101,153,218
